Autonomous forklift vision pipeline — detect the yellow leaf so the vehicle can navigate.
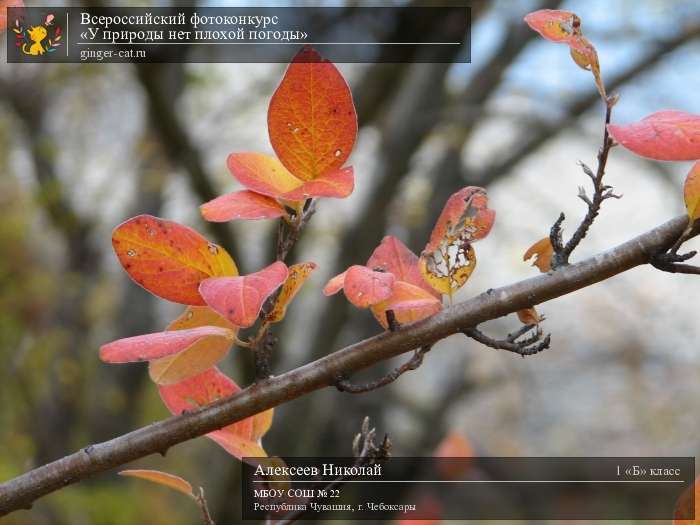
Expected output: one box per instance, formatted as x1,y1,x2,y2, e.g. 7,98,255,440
119,469,194,498
684,160,700,221
418,244,476,299
266,262,317,323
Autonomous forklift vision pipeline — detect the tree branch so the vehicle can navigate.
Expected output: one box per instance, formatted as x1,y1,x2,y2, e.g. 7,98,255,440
0,214,695,515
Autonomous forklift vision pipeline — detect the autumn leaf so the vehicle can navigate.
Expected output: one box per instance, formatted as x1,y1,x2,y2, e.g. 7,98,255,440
367,236,439,298
268,46,357,182
99,326,234,364
341,265,396,308
112,215,238,305
523,9,580,43
266,262,317,323
433,433,474,480
370,281,442,329
684,161,700,221
419,244,476,298
322,270,348,296
200,190,286,222
673,475,699,525
159,367,271,459
199,261,289,328
226,153,355,202
608,110,700,161
523,237,553,273
517,307,541,326
119,470,194,498
166,305,236,332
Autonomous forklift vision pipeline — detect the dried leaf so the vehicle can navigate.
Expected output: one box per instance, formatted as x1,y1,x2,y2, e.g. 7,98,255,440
119,470,194,498
517,307,541,326
268,46,357,181
684,161,700,221
201,190,286,222
112,215,238,305
523,237,553,273
342,265,396,308
608,110,700,161
159,367,271,459
199,262,289,328
367,236,439,298
99,326,234,363
370,281,442,329
266,262,317,323
419,244,476,298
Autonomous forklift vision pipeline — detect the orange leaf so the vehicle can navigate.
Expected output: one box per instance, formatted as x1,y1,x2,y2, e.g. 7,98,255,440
281,166,354,200
112,215,238,305
608,111,700,161
370,281,442,329
166,305,236,332
433,433,474,480
159,367,271,459
227,153,302,198
367,236,438,298
268,46,357,181
569,36,605,100
523,9,581,43
201,190,286,222
424,187,495,254
118,470,194,498
517,307,541,326
684,161,700,221
199,261,289,328
99,326,233,363
342,265,395,308
523,237,553,273
266,262,317,323
673,475,699,525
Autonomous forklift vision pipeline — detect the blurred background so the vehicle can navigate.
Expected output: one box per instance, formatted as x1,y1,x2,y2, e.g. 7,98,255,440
2,0,700,523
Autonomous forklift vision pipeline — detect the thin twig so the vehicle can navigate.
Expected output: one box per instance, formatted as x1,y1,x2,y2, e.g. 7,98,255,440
195,488,216,525
335,345,433,393
650,219,700,275
463,325,551,357
273,417,391,525
550,95,619,268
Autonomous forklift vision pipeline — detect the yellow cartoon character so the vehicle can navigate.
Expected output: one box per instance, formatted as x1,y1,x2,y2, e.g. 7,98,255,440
22,25,48,56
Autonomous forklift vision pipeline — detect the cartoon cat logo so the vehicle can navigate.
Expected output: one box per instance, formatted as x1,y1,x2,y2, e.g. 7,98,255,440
13,13,62,57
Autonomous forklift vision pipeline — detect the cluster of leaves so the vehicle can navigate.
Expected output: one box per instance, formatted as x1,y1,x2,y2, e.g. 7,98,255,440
325,187,495,329
523,9,700,272
100,47,357,462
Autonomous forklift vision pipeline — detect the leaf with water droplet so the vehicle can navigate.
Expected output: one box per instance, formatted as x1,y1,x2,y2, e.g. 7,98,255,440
268,46,357,182
341,265,395,308
199,262,289,328
112,215,238,305
201,190,287,222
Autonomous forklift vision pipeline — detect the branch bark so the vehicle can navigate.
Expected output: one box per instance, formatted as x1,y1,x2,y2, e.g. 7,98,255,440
0,214,693,515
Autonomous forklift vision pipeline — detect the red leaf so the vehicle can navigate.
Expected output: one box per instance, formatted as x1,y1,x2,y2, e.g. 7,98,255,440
201,190,286,222
268,46,357,181
342,265,395,308
199,262,289,328
523,9,580,43
608,110,700,161
367,236,438,298
281,166,354,200
159,367,271,459
99,326,233,363
112,215,238,305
